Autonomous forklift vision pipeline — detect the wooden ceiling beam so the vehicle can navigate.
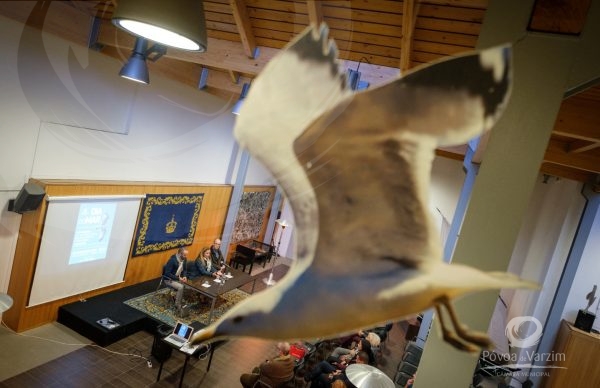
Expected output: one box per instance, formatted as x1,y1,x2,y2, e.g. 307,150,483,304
540,162,596,183
230,0,258,58
101,45,249,94
568,140,600,154
545,139,600,174
306,0,323,26
400,0,418,72
553,95,600,142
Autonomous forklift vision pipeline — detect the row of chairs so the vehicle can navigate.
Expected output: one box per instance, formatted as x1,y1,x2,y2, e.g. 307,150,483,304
394,341,422,387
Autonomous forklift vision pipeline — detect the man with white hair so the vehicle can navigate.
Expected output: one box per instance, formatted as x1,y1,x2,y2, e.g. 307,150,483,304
240,342,295,387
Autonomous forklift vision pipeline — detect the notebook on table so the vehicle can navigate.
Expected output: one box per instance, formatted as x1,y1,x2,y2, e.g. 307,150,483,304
163,321,194,348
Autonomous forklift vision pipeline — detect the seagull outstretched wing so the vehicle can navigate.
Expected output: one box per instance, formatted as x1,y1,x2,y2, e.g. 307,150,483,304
191,24,537,352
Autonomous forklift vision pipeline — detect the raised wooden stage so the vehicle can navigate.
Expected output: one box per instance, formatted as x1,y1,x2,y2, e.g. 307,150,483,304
57,278,162,346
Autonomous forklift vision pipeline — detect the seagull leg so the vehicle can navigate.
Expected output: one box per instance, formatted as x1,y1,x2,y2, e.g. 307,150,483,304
434,304,479,353
436,296,492,350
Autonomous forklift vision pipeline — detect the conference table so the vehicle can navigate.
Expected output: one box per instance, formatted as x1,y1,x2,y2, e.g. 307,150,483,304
185,267,256,323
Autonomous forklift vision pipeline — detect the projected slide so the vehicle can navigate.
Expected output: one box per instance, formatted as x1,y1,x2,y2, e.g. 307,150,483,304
69,203,116,264
28,196,142,307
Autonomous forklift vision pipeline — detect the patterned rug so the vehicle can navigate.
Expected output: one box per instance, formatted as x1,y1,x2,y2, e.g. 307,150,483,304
124,287,250,327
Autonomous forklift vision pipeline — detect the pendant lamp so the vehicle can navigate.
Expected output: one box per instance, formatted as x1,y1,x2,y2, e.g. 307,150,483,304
112,0,207,52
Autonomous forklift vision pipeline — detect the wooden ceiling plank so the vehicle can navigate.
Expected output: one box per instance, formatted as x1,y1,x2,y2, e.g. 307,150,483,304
328,28,406,47
419,0,488,10
401,0,419,72
418,4,486,22
413,39,472,56
248,8,310,25
321,17,403,37
253,27,296,41
414,28,479,46
306,0,323,26
246,0,307,13
205,10,236,24
230,0,258,58
206,20,239,34
321,0,403,15
208,30,242,42
416,15,483,35
204,1,234,14
321,4,403,26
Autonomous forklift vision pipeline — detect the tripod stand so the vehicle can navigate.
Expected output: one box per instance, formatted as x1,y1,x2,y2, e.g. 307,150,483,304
263,219,288,286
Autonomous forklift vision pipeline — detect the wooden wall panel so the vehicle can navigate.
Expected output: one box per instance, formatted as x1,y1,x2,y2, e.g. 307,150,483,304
4,180,248,332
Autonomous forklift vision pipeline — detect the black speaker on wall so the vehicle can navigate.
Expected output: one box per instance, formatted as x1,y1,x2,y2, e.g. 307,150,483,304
8,183,45,214
574,309,595,333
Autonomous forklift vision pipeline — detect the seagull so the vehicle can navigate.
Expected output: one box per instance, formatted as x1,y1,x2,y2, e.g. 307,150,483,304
190,24,538,352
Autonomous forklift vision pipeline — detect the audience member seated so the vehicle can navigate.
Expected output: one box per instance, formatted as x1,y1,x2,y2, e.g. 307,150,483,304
305,351,370,388
187,247,224,279
405,373,416,388
337,329,381,350
328,338,376,366
240,342,295,388
163,247,189,309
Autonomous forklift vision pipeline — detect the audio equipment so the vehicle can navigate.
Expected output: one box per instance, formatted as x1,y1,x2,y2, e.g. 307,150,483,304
8,183,45,213
574,309,595,333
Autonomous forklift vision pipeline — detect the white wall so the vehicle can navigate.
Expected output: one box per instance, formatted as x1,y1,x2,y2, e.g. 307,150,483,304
506,176,584,322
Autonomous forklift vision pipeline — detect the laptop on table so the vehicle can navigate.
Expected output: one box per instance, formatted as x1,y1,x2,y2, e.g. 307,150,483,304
163,321,194,348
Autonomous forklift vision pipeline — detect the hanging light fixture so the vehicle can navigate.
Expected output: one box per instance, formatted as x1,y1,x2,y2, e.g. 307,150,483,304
232,83,250,115
119,37,167,84
119,37,150,84
112,0,208,52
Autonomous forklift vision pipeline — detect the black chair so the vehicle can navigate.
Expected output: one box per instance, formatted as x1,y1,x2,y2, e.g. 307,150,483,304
230,244,257,274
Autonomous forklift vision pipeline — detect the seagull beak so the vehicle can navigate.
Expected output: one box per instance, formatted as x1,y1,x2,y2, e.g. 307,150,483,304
189,326,216,345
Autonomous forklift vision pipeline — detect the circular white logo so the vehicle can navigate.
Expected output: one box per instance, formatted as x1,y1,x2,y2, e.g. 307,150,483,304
505,316,543,348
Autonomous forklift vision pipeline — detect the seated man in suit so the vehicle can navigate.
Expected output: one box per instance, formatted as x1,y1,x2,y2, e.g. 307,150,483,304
188,247,224,279
240,342,295,388
163,247,189,309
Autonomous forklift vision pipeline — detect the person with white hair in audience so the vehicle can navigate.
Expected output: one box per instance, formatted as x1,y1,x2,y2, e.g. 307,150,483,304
240,342,295,388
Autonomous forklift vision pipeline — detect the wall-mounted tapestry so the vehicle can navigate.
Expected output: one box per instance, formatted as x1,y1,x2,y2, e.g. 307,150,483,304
132,193,204,256
231,191,272,243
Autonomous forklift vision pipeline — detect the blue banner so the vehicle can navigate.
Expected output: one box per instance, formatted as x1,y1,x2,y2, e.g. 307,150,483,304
132,193,204,256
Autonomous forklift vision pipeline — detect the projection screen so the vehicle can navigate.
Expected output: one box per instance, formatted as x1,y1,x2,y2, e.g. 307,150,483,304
28,195,143,307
